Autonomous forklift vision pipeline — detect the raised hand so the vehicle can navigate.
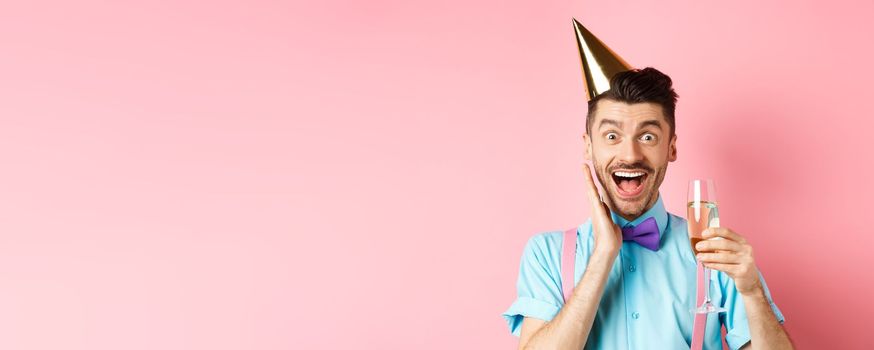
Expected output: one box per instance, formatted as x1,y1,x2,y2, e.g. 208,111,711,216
582,163,623,256
695,227,763,296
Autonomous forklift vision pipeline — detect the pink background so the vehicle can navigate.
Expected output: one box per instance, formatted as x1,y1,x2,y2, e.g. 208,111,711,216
0,0,872,349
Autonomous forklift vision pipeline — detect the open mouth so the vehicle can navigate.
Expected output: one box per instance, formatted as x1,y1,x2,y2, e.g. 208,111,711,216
611,170,648,198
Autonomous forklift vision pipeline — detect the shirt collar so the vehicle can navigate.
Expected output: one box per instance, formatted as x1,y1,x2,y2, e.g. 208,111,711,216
609,192,669,241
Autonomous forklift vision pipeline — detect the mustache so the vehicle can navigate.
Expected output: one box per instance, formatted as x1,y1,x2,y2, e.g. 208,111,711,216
609,162,653,173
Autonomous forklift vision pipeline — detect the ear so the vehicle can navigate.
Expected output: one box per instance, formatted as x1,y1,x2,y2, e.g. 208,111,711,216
668,133,678,162
583,132,593,161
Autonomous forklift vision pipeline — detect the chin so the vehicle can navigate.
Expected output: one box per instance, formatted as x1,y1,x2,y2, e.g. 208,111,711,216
608,189,652,217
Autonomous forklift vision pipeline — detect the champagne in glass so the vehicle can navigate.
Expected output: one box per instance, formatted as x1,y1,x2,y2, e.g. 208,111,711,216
687,179,727,314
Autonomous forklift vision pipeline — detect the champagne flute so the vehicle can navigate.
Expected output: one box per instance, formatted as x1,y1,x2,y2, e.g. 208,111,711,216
687,179,727,314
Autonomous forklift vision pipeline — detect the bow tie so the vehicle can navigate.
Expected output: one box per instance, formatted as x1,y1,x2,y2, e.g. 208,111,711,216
621,216,661,251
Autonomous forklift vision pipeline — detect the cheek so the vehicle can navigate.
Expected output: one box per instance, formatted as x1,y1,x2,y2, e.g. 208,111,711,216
592,147,616,162
644,147,670,164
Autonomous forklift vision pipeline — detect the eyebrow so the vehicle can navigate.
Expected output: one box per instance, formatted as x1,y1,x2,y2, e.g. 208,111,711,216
598,118,663,131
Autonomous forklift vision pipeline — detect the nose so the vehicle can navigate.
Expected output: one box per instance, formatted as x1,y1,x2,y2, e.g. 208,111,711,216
617,137,644,164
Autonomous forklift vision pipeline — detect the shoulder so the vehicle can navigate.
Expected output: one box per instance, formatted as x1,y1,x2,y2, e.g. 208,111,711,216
520,230,563,262
520,222,590,262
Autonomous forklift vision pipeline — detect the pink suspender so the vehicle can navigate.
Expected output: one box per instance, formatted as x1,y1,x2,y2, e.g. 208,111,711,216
689,263,708,349
559,227,708,349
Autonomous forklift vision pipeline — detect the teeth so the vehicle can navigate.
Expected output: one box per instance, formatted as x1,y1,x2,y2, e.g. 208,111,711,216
614,171,645,178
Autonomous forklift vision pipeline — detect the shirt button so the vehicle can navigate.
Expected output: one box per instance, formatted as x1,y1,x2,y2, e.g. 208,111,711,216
628,265,636,272
632,312,640,319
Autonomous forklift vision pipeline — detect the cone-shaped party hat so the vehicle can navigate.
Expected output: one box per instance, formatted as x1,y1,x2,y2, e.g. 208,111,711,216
572,18,634,101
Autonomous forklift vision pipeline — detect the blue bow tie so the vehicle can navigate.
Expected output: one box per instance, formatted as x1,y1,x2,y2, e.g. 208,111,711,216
621,216,661,251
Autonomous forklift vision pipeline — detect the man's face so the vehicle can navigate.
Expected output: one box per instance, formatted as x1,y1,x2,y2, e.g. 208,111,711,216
583,99,678,221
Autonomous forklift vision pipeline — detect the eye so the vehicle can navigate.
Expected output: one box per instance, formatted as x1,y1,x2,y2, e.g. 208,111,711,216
640,133,656,142
606,132,618,140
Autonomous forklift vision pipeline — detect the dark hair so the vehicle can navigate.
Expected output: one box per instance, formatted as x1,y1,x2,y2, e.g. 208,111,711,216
586,67,679,137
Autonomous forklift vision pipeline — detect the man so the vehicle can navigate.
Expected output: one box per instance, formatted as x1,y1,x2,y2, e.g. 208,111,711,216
501,20,794,350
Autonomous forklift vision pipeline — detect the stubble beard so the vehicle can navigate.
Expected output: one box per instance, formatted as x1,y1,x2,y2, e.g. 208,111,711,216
592,158,665,221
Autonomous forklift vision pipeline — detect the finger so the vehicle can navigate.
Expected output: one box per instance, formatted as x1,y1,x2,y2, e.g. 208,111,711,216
695,238,745,253
696,252,742,264
581,163,604,210
600,198,610,213
702,262,739,274
702,227,747,244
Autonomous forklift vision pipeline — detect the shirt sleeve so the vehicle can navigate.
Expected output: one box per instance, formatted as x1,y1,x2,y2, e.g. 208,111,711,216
719,269,786,350
501,233,565,337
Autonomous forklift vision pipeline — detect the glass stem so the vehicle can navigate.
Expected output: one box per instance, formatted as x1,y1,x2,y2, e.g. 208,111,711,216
703,265,712,304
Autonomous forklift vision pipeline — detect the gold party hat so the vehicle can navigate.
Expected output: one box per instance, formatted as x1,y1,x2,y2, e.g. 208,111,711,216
572,18,634,101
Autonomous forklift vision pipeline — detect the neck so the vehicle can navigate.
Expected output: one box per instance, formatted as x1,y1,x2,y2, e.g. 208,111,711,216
618,212,640,222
